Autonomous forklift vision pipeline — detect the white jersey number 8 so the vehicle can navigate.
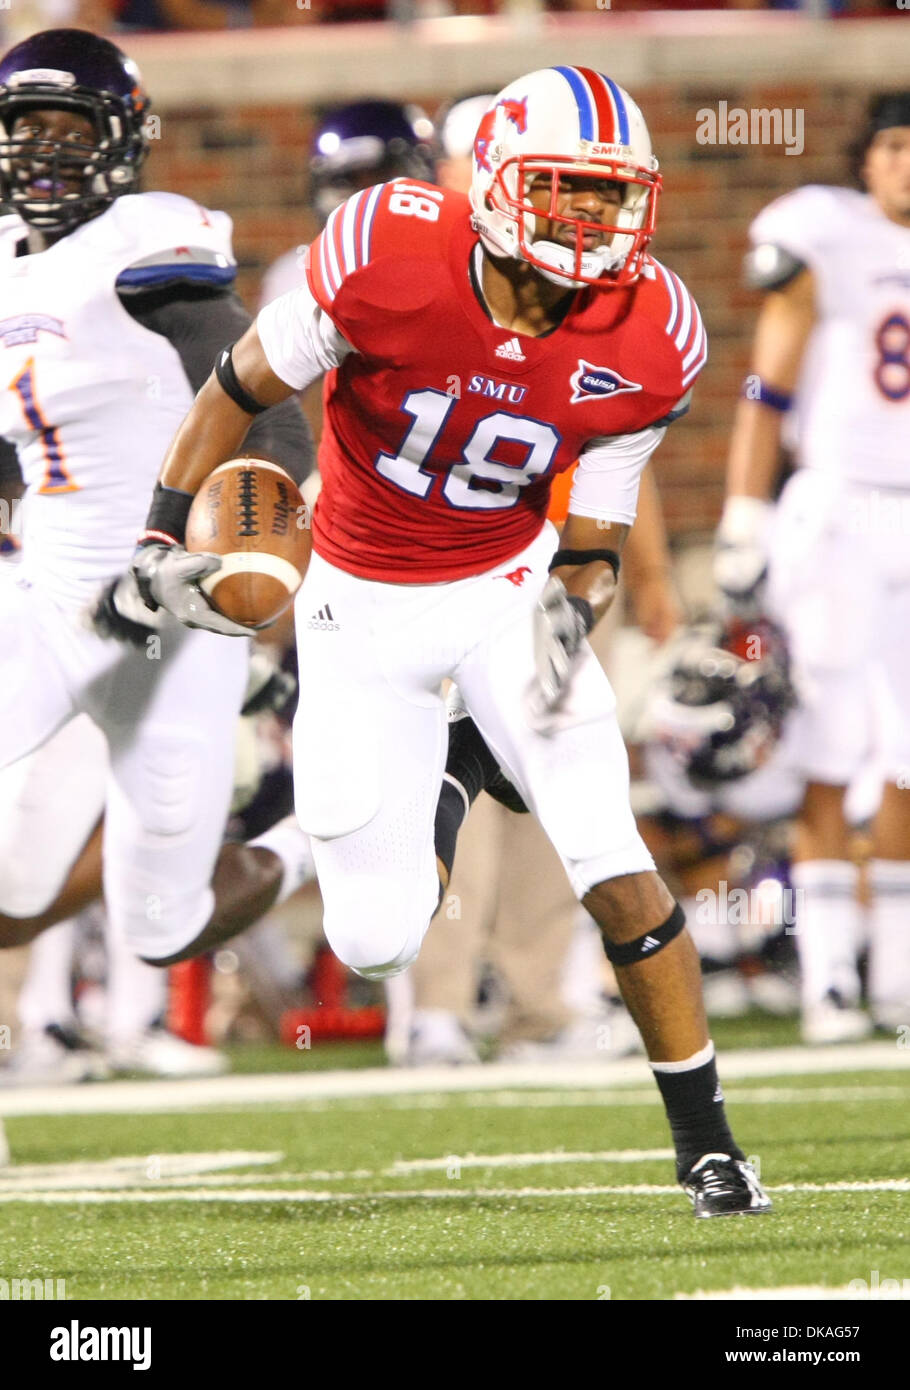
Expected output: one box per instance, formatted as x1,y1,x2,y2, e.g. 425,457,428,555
388,184,443,223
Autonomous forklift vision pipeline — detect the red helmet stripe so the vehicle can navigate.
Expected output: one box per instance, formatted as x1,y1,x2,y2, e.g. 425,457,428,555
573,67,618,145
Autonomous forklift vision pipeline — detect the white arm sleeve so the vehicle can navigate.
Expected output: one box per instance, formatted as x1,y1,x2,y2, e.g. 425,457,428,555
569,426,667,525
256,280,354,392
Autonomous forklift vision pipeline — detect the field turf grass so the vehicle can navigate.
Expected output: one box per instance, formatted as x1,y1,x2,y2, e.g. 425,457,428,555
2,1024,909,1301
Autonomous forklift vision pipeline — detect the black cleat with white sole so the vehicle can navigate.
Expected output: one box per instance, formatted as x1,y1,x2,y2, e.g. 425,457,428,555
682,1153,772,1219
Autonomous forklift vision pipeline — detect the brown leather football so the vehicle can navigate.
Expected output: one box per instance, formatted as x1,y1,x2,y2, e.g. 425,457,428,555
185,458,311,629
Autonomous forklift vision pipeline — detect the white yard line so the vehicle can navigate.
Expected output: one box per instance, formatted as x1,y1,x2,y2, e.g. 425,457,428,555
0,1179,908,1205
676,1286,866,1301
0,1152,283,1191
0,1042,906,1117
388,1149,675,1173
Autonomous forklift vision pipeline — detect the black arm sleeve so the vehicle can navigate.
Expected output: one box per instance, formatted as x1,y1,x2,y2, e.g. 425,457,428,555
121,283,315,486
0,437,22,490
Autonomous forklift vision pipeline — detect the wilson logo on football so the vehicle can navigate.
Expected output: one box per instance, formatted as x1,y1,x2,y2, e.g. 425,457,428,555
569,359,643,404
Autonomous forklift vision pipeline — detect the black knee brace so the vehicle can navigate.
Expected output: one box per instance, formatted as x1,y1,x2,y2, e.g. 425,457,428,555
602,902,686,967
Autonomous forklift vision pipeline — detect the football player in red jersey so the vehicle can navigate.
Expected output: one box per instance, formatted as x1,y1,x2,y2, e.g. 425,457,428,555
113,68,768,1217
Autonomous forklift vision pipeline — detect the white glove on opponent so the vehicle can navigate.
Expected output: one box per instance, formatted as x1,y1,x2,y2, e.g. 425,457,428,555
713,496,774,615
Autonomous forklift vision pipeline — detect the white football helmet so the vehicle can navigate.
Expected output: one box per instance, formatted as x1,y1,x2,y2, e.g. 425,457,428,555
469,66,660,290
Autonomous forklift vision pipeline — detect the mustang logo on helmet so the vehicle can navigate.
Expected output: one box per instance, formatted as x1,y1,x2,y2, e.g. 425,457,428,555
498,97,528,134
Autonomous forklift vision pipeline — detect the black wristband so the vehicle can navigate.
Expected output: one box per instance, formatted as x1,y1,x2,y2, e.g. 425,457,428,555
140,482,193,547
550,547,621,580
566,593,595,635
215,344,269,415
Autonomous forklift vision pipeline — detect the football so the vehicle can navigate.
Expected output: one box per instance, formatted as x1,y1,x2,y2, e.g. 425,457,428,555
185,458,311,629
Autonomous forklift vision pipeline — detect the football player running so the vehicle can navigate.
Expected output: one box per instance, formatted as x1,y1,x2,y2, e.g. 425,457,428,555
123,67,769,1216
0,30,317,965
715,94,910,1043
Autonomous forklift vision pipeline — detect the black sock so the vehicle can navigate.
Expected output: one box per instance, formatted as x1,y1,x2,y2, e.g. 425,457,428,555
652,1047,745,1181
434,778,469,881
446,714,501,803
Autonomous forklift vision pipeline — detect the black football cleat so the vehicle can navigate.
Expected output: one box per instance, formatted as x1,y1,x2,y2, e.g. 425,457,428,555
682,1153,772,1219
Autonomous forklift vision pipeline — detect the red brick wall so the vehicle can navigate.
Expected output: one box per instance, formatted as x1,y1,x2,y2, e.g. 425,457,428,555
145,82,866,538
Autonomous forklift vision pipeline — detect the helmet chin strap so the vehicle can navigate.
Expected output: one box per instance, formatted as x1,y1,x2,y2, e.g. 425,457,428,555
529,238,623,289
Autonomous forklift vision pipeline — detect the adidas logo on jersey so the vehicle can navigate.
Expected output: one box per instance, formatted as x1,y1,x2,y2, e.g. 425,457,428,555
307,604,339,631
494,336,526,362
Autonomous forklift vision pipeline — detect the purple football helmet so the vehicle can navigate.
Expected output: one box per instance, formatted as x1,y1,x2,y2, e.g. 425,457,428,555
648,618,796,787
309,100,436,226
0,28,150,234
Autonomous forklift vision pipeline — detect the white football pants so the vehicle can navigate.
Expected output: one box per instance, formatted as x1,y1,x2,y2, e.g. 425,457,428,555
0,573,248,959
293,525,654,980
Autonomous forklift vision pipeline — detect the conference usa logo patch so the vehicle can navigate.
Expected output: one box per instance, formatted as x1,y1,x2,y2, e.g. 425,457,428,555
0,314,66,347
569,359,642,404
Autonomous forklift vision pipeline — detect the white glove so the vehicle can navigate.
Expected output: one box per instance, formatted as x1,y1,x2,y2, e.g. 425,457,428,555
131,542,251,637
714,496,774,613
527,575,594,723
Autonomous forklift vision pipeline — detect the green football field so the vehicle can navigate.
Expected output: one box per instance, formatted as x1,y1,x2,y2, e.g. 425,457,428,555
2,1029,909,1302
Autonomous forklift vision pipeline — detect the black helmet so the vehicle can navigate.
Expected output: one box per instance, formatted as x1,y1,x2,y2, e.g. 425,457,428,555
0,28,150,234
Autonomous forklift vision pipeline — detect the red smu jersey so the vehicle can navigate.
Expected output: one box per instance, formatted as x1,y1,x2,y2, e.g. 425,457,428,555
305,180,705,582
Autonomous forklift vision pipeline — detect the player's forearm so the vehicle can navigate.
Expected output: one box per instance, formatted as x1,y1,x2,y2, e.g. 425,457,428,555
622,466,671,582
725,398,786,501
159,323,297,496
726,270,815,500
159,374,255,495
552,515,629,625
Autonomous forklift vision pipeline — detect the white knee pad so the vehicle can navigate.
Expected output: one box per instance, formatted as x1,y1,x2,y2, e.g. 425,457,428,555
132,729,207,838
319,872,437,981
0,858,60,918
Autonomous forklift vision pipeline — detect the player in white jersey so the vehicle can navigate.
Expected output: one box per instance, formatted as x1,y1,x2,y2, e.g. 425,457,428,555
715,94,910,1042
0,29,316,967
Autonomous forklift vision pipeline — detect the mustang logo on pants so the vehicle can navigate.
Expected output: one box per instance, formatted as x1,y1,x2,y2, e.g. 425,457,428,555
500,566,532,587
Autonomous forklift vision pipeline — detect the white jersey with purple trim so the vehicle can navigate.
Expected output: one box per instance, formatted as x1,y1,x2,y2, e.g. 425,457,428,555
0,192,235,607
750,185,910,489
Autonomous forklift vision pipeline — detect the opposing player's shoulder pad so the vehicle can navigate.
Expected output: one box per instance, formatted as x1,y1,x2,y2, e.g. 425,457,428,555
747,184,861,286
306,180,463,313
643,258,708,407
105,192,236,295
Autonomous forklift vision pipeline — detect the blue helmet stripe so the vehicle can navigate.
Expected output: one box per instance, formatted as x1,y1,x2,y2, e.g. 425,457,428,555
601,75,630,145
552,65,595,143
